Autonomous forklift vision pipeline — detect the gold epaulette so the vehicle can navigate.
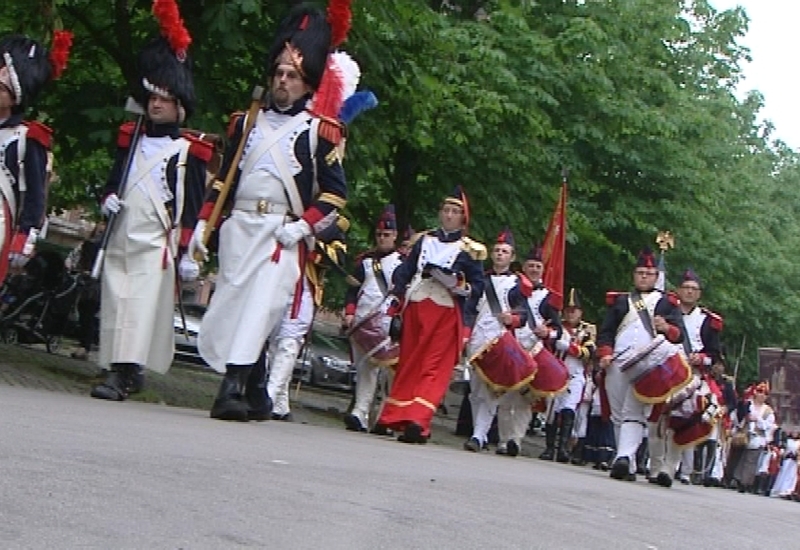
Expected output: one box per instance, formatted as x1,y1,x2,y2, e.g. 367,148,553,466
460,236,487,261
580,321,597,342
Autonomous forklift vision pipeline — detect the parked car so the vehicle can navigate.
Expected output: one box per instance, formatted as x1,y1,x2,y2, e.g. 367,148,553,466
173,304,206,366
293,331,354,393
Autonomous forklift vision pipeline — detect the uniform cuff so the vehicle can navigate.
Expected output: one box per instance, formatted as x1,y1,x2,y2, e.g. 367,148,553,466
344,303,356,316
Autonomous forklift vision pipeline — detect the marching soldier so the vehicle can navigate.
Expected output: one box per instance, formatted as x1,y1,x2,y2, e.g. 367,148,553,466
547,288,596,463
378,186,485,443
342,205,403,432
190,4,349,421
463,228,529,452
91,1,211,401
495,244,564,457
597,247,686,481
0,31,72,282
674,268,723,483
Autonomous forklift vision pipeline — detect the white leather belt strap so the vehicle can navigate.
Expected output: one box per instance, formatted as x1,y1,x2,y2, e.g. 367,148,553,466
233,199,290,215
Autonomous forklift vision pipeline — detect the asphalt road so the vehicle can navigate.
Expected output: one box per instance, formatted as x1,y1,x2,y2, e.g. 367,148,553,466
0,385,794,550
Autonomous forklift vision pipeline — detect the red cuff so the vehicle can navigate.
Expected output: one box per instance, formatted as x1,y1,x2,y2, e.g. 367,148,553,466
179,227,193,248
508,314,521,330
344,303,356,316
301,207,325,230
9,231,27,254
665,325,681,343
568,342,581,357
597,345,613,359
198,202,214,221
462,326,472,342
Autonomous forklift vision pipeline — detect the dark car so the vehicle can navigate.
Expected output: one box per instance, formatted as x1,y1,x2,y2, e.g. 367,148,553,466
293,330,354,393
173,304,206,366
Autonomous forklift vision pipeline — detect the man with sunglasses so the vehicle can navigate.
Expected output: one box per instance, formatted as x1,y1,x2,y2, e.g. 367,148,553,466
342,205,404,432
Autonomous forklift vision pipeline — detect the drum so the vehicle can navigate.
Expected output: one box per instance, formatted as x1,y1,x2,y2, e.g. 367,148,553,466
669,414,715,448
618,338,693,404
469,330,537,394
350,312,399,367
528,341,569,397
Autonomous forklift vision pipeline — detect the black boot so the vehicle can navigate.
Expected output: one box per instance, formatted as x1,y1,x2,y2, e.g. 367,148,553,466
571,440,586,466
210,366,251,421
127,366,146,395
556,409,575,463
635,438,649,476
244,357,272,422
538,423,557,461
90,363,136,401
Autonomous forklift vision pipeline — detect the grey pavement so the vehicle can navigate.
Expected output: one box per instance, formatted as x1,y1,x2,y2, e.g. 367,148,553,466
0,385,795,550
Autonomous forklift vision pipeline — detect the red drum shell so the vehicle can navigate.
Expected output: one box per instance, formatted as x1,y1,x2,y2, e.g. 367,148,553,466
350,314,399,366
529,343,570,397
470,331,537,394
669,413,714,448
631,352,692,404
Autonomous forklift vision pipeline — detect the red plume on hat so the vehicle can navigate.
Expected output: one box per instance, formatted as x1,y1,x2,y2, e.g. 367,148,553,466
153,0,191,61
48,30,73,79
636,246,656,269
327,0,352,48
495,227,515,249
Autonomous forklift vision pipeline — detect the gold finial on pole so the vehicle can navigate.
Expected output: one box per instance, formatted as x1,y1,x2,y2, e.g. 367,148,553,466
656,230,675,252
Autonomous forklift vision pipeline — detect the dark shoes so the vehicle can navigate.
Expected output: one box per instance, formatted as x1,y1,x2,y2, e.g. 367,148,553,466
397,422,427,444
610,458,636,481
344,414,368,433
648,472,673,488
90,364,141,401
463,437,482,452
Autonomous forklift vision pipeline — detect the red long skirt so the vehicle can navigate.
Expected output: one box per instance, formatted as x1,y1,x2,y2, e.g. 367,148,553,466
378,298,462,436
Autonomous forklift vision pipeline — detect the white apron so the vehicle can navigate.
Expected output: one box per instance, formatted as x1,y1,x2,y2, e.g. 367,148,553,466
99,138,188,373
198,112,311,373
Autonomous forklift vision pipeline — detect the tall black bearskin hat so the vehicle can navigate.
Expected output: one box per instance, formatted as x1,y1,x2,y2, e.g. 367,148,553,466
137,0,195,122
266,4,332,91
0,31,72,109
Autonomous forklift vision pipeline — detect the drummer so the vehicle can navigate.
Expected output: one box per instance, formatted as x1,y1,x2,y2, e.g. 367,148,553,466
463,228,532,453
596,247,685,482
342,204,405,432
496,243,564,457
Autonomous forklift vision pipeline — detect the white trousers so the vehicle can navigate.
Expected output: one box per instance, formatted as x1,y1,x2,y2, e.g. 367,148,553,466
498,390,532,446
648,421,682,477
552,372,585,413
350,347,394,427
267,279,314,415
469,375,498,446
606,362,651,473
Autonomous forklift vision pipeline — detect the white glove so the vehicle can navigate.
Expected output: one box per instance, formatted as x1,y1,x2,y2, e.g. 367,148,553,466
188,220,208,262
178,254,200,282
554,338,570,352
702,404,718,424
101,193,124,217
274,219,312,248
9,253,29,269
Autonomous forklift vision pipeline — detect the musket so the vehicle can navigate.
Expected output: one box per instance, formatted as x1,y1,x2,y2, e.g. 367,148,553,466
194,85,265,262
91,97,146,279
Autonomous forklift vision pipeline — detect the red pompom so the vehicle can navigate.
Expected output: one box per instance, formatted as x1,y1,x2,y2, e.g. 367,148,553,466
327,0,352,47
153,0,192,60
49,30,73,79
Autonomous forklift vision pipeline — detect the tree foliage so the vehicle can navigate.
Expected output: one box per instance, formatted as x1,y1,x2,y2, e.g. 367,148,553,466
3,0,797,384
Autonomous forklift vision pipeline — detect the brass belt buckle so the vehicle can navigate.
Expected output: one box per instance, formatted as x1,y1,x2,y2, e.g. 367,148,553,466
256,199,267,214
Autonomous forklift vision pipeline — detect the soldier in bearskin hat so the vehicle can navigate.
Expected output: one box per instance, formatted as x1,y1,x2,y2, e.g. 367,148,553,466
189,1,353,421
342,204,404,432
90,0,213,401
0,30,72,283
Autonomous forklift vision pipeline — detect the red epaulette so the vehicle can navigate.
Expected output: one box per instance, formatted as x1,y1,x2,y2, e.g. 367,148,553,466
702,307,724,331
354,249,374,264
181,132,215,162
226,111,245,139
315,114,345,146
23,121,53,149
116,121,140,148
605,291,627,306
667,291,680,306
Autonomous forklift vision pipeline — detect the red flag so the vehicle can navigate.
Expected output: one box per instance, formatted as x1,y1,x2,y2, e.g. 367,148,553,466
542,181,567,310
